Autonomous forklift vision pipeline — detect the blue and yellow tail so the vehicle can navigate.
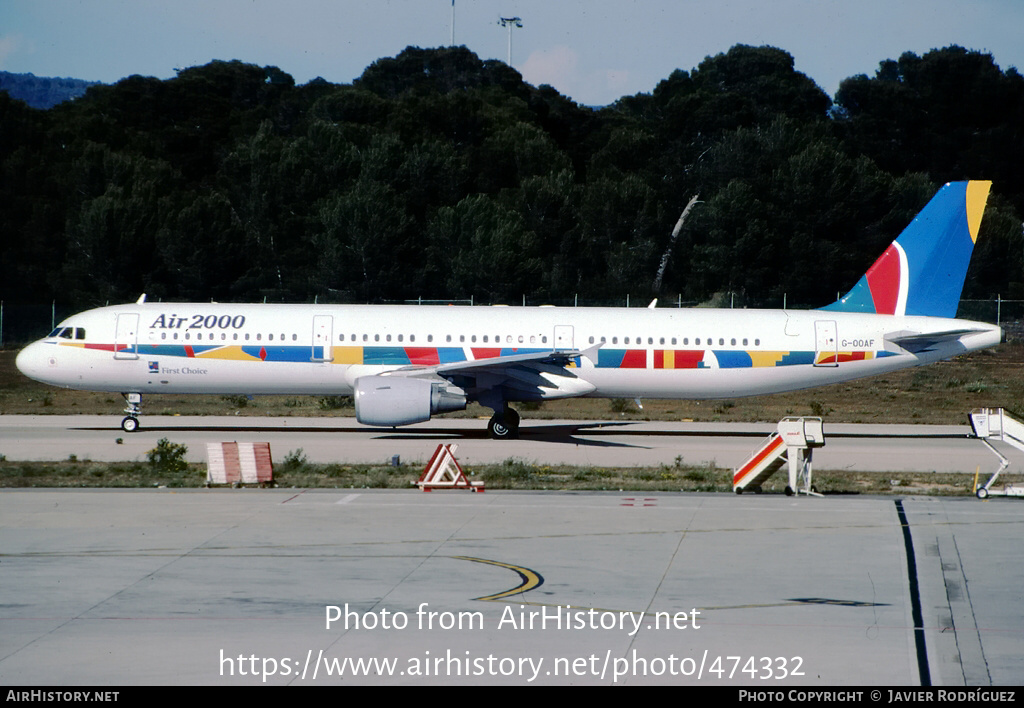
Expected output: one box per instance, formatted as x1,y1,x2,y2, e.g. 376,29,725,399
823,181,991,318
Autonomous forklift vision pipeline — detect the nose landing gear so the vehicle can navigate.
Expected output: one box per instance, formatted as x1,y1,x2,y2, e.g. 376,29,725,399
121,393,142,432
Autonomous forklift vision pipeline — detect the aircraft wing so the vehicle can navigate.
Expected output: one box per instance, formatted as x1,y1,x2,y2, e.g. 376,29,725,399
383,345,602,398
885,327,995,354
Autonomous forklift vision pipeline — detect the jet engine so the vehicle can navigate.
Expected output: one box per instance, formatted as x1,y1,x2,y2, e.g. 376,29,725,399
354,376,467,426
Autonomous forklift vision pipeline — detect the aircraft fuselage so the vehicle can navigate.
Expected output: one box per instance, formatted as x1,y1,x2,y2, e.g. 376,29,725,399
16,302,1000,400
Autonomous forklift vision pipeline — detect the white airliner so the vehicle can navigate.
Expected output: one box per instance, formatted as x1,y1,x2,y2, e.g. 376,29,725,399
16,181,1000,439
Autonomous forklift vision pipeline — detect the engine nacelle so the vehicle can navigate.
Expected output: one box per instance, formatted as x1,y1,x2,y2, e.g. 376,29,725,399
354,376,467,427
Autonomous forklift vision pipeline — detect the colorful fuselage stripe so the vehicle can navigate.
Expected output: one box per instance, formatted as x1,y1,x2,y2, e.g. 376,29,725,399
58,342,894,369
814,351,877,365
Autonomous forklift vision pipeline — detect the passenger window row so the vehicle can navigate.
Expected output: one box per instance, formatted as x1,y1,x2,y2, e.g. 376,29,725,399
148,329,761,347
588,335,761,347
151,331,555,345
155,331,298,342
334,333,548,345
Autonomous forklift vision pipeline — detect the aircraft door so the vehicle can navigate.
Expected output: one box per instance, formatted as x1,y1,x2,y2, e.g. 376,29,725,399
312,315,334,362
554,325,574,350
114,314,139,360
814,320,838,367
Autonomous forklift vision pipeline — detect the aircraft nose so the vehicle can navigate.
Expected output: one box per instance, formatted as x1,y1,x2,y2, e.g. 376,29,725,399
15,341,53,383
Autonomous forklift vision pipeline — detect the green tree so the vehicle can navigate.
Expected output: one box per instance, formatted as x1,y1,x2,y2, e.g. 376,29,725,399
835,46,1024,215
315,178,416,300
426,194,541,301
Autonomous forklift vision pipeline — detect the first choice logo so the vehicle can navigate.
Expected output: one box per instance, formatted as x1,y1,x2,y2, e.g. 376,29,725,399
151,314,246,330
158,366,208,375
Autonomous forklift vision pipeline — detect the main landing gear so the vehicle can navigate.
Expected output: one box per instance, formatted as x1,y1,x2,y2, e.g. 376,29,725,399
121,392,142,432
487,406,520,440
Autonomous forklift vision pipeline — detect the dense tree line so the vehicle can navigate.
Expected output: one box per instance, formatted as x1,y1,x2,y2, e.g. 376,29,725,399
0,71,99,110
1,44,1022,314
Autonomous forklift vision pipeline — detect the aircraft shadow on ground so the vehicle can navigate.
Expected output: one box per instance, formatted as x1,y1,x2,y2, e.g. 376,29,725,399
74,420,667,449
375,421,647,448
74,420,965,444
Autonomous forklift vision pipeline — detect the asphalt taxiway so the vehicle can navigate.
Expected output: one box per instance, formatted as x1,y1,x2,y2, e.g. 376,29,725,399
3,415,1022,685
1,488,1021,685
0,415,1014,473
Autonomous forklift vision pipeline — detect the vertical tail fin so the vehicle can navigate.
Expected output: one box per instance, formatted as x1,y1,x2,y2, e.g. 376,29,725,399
823,180,991,318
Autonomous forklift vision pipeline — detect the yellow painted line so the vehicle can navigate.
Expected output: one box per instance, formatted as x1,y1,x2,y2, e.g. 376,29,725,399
452,556,544,601
450,556,885,612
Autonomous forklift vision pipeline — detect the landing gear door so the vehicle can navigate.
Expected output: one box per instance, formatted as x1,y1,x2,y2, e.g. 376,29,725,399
312,315,334,362
554,325,574,350
114,314,139,360
814,320,838,367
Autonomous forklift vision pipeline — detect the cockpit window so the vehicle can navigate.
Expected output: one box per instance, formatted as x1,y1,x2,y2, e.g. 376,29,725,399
47,327,85,340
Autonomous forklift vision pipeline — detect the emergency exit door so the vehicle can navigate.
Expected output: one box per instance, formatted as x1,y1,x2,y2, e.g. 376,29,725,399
312,315,334,362
114,314,139,360
813,320,838,367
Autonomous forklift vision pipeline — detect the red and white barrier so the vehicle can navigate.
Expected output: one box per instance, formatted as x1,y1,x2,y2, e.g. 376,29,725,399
417,444,484,492
206,442,273,486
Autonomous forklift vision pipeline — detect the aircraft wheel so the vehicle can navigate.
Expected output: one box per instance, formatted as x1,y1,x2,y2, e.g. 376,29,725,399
784,485,794,497
488,413,519,440
976,487,989,499
121,416,139,433
735,486,743,495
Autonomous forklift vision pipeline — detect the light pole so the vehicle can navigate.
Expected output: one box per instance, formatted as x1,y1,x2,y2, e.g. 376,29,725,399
498,16,523,66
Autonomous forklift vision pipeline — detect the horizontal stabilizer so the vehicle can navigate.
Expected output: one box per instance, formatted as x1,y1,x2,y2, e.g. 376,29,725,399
885,327,994,354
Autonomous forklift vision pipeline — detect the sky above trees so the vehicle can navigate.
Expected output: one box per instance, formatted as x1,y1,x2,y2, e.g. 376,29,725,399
2,0,1023,106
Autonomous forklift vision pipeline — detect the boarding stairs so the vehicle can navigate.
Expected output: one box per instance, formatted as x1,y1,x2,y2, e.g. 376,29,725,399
968,408,1024,498
733,417,825,496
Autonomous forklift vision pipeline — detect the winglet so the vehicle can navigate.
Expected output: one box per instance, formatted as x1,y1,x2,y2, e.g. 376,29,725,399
822,181,991,318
